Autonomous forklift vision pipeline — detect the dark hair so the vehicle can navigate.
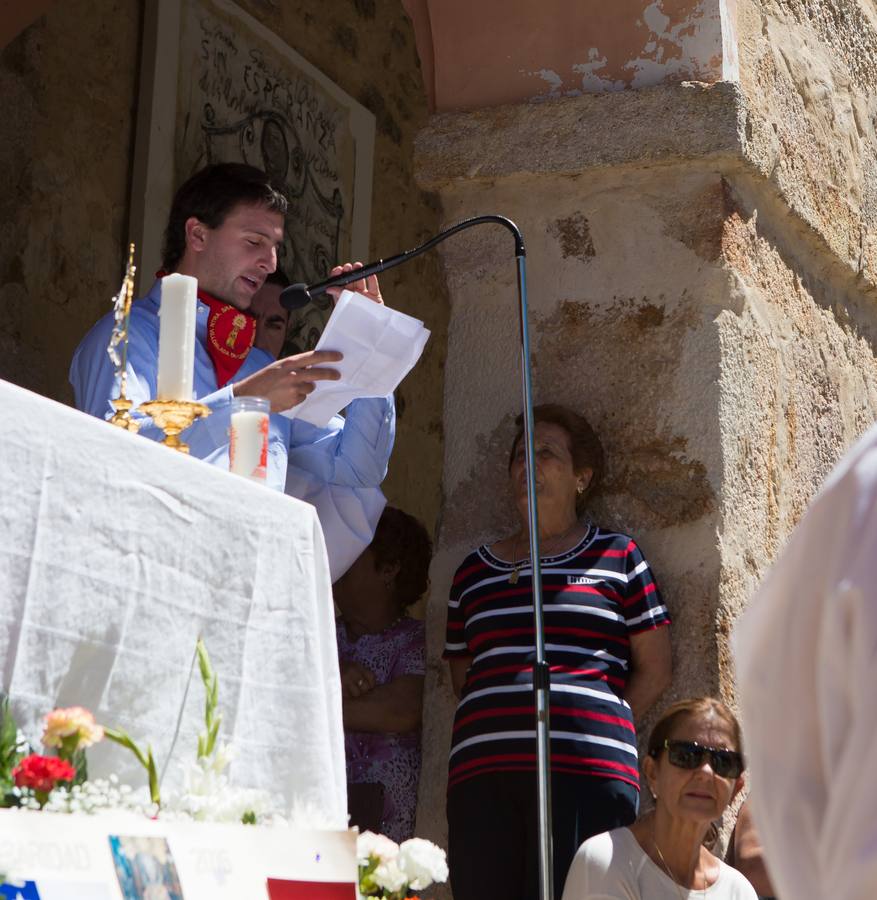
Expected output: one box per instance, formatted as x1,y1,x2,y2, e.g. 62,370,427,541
369,507,433,612
265,266,290,288
647,696,744,760
509,404,605,513
161,163,288,271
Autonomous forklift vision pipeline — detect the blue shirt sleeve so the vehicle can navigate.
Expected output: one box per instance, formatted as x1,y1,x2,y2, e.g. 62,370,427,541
285,395,395,488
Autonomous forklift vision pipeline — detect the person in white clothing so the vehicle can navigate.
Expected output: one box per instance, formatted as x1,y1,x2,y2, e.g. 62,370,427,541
563,697,757,900
734,421,877,900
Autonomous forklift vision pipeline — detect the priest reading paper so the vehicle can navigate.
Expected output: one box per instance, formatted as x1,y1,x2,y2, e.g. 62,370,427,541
70,163,402,578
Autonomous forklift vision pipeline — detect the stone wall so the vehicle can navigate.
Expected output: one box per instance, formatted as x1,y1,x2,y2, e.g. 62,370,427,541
716,173,877,694
414,100,740,870
737,0,877,282
412,0,877,880
0,0,141,402
715,0,877,688
0,0,447,532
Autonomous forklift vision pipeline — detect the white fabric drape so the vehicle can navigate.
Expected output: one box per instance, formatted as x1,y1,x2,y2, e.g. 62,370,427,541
734,422,877,900
0,379,346,825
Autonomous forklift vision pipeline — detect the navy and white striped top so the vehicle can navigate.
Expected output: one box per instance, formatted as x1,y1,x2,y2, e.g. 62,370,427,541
444,524,670,792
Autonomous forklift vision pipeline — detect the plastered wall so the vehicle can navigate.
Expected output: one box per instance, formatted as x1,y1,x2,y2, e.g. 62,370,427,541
403,0,737,111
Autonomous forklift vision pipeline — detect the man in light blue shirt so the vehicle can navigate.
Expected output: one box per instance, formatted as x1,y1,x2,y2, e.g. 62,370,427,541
70,163,394,574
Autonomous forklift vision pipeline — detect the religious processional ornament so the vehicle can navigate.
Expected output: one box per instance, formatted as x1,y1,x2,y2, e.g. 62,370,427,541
107,243,140,433
106,252,210,453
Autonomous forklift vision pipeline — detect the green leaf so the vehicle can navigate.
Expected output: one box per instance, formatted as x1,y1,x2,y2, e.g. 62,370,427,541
0,697,23,781
70,747,88,787
0,697,17,751
103,726,161,806
146,745,160,806
103,727,149,769
205,717,221,758
195,638,224,765
196,638,213,686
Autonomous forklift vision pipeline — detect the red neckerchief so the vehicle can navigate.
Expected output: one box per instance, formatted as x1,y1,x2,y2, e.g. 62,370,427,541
155,271,255,387
198,289,256,387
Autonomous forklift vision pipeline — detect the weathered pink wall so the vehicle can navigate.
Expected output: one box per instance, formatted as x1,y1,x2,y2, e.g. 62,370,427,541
403,0,738,111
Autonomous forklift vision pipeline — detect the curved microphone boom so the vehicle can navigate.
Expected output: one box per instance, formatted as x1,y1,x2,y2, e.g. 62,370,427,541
285,214,556,900
279,215,527,311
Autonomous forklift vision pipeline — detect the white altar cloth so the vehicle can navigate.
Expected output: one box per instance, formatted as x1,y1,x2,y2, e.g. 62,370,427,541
0,809,356,898
0,380,345,825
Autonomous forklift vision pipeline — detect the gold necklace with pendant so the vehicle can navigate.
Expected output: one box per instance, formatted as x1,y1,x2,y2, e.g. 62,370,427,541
652,836,708,899
507,522,580,584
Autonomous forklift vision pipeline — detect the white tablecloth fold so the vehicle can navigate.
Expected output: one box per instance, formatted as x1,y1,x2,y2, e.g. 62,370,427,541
0,380,346,826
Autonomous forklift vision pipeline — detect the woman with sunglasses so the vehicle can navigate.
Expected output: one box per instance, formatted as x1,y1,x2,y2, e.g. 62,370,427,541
562,697,758,899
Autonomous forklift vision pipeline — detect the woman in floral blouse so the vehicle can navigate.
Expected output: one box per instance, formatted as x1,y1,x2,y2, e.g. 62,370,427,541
334,506,432,841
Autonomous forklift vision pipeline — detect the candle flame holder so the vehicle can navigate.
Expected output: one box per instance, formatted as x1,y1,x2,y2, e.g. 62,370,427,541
138,399,211,454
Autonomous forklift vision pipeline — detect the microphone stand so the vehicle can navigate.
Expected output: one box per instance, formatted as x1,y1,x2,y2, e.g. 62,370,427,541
283,216,555,900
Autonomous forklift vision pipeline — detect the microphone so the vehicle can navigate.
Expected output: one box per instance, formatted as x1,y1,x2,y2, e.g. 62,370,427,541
282,214,553,900
280,256,392,311
279,215,527,312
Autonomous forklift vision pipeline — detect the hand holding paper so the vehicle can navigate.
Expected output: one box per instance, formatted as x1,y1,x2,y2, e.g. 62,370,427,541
282,290,430,427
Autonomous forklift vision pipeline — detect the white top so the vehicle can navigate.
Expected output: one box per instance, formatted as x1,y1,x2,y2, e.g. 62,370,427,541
562,828,758,900
734,421,877,900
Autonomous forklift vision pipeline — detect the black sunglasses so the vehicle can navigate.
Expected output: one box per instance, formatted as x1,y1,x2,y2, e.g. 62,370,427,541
653,739,745,779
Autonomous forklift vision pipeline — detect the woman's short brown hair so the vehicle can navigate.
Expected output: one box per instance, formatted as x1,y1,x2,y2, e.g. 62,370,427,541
509,404,605,514
647,696,744,758
369,507,433,612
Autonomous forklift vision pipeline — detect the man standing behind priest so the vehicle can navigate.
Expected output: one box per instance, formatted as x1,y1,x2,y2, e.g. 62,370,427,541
70,163,395,530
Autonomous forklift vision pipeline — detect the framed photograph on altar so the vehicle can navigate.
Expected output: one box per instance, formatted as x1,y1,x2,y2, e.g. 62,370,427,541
109,835,185,900
129,0,376,353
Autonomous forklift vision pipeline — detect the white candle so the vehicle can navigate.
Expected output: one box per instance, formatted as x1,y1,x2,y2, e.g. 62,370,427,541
157,273,197,401
229,399,270,481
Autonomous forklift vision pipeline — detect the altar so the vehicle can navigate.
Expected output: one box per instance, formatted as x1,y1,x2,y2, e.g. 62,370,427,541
0,379,346,824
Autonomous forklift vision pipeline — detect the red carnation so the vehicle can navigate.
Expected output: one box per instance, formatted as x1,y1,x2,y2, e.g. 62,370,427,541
13,753,75,794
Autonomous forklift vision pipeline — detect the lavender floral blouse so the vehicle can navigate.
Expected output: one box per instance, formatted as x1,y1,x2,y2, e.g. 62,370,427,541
337,616,425,841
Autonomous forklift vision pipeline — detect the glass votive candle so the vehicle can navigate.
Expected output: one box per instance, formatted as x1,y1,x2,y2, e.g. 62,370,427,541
229,396,270,482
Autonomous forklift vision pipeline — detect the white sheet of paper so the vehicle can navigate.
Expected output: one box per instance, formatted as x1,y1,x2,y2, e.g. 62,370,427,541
282,289,430,427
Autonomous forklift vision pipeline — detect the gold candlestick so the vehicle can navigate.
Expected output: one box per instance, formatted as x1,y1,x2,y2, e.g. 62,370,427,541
138,399,211,454
108,243,140,432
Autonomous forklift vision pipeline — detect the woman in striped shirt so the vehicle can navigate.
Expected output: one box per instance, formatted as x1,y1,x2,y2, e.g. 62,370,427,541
444,404,673,900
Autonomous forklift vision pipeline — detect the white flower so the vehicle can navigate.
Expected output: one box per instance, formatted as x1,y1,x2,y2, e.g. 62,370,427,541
199,741,236,775
357,830,399,865
398,837,449,889
373,859,407,893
